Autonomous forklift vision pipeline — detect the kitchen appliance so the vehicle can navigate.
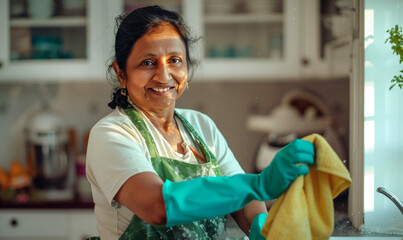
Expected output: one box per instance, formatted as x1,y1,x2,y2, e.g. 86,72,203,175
247,89,347,172
25,108,74,201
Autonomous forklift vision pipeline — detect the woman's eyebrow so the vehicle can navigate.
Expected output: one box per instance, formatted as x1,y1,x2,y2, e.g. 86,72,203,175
137,51,183,58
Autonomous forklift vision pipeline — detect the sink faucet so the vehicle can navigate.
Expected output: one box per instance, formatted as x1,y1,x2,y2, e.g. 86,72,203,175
376,187,403,215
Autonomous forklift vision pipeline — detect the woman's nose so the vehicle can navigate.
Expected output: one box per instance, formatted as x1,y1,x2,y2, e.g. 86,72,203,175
154,63,172,82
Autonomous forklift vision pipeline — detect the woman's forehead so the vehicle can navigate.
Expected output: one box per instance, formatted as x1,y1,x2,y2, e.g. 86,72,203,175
131,25,186,56
143,24,182,41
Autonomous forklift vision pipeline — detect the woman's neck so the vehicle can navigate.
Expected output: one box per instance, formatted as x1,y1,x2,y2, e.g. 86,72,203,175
133,103,176,133
139,106,184,154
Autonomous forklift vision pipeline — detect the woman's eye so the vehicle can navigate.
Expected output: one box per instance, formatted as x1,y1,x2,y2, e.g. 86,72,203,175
141,60,154,66
169,57,182,64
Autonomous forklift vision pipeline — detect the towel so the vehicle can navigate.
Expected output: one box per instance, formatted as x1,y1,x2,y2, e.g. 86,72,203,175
261,133,352,240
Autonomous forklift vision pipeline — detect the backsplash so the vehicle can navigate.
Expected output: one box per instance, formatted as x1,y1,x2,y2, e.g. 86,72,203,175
0,78,349,173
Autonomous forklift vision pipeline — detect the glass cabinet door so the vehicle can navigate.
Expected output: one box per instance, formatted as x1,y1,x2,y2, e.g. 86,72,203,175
319,0,352,61
204,0,283,60
9,0,87,61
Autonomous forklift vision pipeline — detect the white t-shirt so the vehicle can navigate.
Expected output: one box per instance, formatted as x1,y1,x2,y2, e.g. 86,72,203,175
86,106,245,239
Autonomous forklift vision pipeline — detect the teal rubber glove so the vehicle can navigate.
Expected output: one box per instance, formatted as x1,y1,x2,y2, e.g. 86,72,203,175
262,139,315,199
249,213,268,240
163,139,314,227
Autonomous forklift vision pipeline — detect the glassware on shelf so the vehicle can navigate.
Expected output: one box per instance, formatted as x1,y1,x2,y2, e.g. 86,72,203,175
204,0,284,60
10,27,85,61
246,0,283,14
8,0,87,61
27,0,53,19
268,30,283,59
205,0,235,15
61,0,86,16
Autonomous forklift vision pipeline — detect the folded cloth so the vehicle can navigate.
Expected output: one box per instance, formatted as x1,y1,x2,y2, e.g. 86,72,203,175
261,133,352,240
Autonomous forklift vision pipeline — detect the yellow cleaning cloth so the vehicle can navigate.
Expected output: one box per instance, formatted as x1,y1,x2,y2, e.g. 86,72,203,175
261,133,352,240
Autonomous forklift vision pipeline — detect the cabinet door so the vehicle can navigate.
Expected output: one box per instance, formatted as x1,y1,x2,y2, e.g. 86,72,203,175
300,0,352,78
68,210,98,240
0,0,110,82
0,210,68,239
184,0,302,81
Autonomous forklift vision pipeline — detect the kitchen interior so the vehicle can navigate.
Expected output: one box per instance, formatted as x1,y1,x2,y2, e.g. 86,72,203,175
0,0,402,239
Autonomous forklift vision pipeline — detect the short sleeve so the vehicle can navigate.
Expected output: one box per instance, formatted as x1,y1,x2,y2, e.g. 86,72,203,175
86,116,157,205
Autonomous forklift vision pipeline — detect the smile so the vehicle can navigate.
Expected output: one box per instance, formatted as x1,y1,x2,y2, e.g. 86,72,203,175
151,87,172,92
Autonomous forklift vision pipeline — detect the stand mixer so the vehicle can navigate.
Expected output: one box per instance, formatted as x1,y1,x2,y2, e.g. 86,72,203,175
25,107,74,201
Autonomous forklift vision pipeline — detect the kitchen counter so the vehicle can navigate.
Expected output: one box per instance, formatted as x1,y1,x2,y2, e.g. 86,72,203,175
0,199,94,209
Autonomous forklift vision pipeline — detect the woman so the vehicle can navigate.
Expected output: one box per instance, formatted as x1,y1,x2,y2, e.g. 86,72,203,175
86,5,315,240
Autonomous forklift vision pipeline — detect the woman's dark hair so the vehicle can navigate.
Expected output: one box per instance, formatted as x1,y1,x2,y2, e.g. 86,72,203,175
107,5,197,109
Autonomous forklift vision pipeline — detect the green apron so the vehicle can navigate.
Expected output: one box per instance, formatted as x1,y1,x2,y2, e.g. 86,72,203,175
117,108,227,240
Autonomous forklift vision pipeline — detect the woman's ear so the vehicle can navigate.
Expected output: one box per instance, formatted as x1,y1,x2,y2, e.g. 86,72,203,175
112,61,126,88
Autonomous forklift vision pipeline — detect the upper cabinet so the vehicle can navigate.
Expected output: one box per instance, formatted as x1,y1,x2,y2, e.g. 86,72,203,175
299,0,353,79
185,0,302,81
0,0,119,82
122,0,352,81
0,0,352,82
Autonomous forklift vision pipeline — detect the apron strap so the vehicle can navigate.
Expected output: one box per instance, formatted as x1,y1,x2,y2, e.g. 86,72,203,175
174,111,217,163
125,107,217,163
125,108,160,158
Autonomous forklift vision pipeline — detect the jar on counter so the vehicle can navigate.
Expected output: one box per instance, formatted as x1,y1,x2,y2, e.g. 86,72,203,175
75,154,92,201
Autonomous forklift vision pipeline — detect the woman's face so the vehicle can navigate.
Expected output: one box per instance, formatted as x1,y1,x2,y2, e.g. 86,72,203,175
117,24,188,113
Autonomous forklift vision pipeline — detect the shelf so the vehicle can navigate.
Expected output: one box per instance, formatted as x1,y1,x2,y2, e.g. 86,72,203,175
10,16,87,27
204,13,283,24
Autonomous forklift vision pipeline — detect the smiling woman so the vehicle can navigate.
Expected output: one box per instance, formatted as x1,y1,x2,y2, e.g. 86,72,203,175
85,5,316,240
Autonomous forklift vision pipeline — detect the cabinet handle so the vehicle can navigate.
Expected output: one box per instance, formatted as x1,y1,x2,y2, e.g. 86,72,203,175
301,57,310,66
9,218,18,228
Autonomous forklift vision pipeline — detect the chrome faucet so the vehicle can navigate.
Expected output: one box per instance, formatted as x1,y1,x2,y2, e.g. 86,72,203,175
376,187,403,215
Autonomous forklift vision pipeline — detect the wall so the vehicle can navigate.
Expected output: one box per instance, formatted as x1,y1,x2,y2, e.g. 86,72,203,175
0,79,349,173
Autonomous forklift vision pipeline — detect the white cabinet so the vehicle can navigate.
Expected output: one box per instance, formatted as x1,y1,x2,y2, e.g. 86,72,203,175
0,210,68,240
0,0,351,82
68,210,99,240
0,209,98,240
121,0,351,81
0,0,119,82
184,0,301,81
299,0,352,79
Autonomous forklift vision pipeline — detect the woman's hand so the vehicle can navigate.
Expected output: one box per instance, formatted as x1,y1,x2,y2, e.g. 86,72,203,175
259,139,315,199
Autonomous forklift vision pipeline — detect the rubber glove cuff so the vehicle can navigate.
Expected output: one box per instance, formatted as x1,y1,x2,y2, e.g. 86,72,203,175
249,213,268,240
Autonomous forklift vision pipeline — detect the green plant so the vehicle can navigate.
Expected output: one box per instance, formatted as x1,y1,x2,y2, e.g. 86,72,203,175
385,25,403,90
